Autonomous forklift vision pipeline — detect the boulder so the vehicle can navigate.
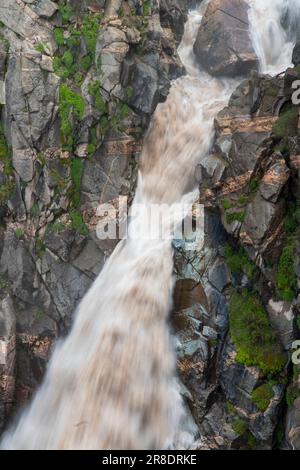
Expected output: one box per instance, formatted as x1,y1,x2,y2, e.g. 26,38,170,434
193,0,258,77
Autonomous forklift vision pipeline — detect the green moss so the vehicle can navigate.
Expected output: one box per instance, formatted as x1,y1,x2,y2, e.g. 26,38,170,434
0,125,12,176
232,418,248,436
0,181,15,204
0,276,9,290
88,80,108,114
276,239,297,302
251,383,275,412
54,28,65,47
62,50,74,69
35,238,46,259
53,57,70,79
142,0,151,16
273,106,299,139
35,42,46,53
82,14,101,55
221,198,231,211
284,204,300,234
226,400,236,415
80,55,92,72
70,157,84,207
224,243,256,281
229,289,286,375
14,227,23,239
237,195,250,207
47,221,66,234
59,84,85,149
249,177,259,195
286,384,300,408
226,210,245,225
69,209,88,236
31,202,40,217
58,3,73,23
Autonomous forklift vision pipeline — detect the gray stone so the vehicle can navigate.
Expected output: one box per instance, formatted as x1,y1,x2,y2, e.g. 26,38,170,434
193,0,258,77
31,0,58,18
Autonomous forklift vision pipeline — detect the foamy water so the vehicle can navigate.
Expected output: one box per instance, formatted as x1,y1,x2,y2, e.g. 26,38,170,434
1,0,297,450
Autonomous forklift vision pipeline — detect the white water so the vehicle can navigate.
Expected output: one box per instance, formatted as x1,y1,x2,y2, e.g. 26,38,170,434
1,0,298,450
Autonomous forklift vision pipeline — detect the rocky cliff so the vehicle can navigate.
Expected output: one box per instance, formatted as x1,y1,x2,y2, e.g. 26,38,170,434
0,0,300,451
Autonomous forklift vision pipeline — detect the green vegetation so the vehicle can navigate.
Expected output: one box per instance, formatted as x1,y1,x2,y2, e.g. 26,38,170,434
0,276,9,290
273,106,299,139
251,383,275,412
14,227,23,239
58,2,73,23
221,198,234,210
35,42,46,53
59,84,85,150
229,289,286,375
81,14,100,55
232,418,248,436
276,238,297,302
0,124,15,204
142,1,151,16
224,243,256,281
54,27,64,47
69,209,88,236
249,177,259,195
226,210,245,225
88,81,108,114
31,202,40,217
47,221,66,234
70,157,84,207
286,383,300,408
0,124,12,176
284,204,300,234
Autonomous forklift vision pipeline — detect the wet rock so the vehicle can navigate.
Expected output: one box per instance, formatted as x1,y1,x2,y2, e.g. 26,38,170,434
292,42,300,66
193,0,258,77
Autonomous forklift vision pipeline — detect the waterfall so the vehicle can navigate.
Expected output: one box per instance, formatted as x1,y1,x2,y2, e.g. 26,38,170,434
248,0,296,74
1,0,297,450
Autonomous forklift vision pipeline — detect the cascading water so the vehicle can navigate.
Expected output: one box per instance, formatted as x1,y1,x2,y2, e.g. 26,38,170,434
248,0,298,74
1,0,298,450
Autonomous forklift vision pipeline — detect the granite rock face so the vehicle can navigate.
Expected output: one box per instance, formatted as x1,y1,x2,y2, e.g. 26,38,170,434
193,0,259,77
